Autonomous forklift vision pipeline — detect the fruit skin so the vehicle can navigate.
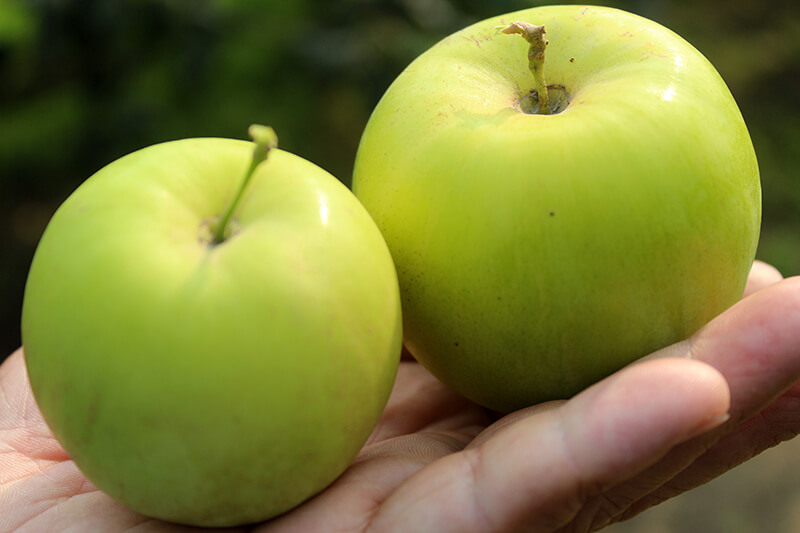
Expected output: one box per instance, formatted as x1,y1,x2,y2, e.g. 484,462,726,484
352,5,760,413
21,138,402,526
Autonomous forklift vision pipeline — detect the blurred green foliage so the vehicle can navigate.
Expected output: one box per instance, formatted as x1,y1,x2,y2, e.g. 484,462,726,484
2,0,798,356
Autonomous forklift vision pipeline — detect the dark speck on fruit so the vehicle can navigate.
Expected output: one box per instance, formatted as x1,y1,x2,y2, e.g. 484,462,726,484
569,57,575,62
549,211,555,217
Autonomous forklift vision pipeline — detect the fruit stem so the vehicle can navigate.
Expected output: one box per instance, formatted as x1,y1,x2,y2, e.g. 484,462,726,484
212,125,278,244
502,22,549,115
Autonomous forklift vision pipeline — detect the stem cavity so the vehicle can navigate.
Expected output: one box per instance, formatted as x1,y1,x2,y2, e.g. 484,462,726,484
211,125,278,245
501,22,564,115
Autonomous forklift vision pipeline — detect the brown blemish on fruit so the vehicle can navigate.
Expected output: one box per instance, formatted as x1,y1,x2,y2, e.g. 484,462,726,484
639,49,670,61
198,217,217,245
198,216,240,246
575,7,590,20
461,34,490,48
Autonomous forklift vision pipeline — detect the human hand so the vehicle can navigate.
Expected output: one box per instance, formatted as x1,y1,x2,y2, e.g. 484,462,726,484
2,261,798,532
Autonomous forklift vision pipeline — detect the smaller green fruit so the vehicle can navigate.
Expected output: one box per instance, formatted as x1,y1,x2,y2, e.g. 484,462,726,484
22,127,402,526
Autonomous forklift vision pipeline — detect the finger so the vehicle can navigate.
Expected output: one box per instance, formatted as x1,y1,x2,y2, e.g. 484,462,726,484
602,276,800,522
743,260,783,297
686,276,800,419
364,357,730,533
640,276,800,418
620,381,800,522
464,399,565,450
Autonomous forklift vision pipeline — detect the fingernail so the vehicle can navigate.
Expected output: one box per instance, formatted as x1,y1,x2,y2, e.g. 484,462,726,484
691,412,730,437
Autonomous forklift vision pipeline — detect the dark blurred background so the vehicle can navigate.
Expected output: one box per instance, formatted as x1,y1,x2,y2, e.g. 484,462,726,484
2,2,799,530
2,0,799,356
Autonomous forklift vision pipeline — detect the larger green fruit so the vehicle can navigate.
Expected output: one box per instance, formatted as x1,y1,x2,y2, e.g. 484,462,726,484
352,5,760,413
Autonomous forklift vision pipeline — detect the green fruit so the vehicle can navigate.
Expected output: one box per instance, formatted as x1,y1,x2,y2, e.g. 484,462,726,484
352,5,760,412
22,130,402,526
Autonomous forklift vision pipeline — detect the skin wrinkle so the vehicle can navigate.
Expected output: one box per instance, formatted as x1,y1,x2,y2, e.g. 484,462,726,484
5,487,68,533
585,481,649,532
579,474,653,533
545,410,599,533
696,394,800,476
307,476,381,533
366,459,443,533
719,288,800,417
23,491,245,533
0,358,67,468
590,429,720,531
554,414,641,533
0,398,74,480
496,408,604,532
556,359,732,533
0,432,62,484
643,410,736,515
365,362,489,445
358,430,473,466
0,381,12,417
288,463,390,533
461,447,501,533
617,396,800,524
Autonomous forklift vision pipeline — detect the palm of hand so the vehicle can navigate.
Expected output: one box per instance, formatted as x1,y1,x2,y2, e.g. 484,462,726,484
2,264,799,533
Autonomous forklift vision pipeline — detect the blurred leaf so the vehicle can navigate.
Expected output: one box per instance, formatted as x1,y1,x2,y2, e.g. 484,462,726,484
0,86,86,175
757,227,800,277
0,0,36,45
